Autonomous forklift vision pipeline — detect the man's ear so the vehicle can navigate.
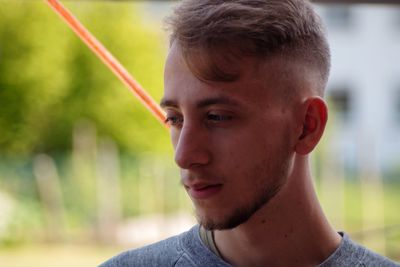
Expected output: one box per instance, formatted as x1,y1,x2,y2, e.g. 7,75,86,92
295,97,328,155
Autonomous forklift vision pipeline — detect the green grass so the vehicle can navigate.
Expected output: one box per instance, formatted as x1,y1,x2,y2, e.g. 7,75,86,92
317,180,400,261
0,243,123,267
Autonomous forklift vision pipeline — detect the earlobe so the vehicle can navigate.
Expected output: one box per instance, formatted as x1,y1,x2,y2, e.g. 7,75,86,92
295,97,328,155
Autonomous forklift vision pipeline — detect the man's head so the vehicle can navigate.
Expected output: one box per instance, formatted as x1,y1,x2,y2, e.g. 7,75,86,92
162,0,329,230
166,0,330,96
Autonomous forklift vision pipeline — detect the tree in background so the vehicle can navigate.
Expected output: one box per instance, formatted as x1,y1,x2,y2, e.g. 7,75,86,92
0,1,177,244
0,1,169,157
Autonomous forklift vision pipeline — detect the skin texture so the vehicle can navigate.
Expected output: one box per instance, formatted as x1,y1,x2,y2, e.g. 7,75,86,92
161,43,341,267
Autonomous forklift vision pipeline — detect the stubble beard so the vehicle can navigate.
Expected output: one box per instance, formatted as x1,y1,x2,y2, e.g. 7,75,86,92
197,153,291,231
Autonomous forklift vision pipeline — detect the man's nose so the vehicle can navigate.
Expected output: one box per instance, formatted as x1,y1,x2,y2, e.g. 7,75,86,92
174,124,211,169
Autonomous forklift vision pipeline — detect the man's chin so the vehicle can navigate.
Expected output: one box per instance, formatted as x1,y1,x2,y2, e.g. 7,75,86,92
195,209,229,230
196,208,253,231
194,189,280,231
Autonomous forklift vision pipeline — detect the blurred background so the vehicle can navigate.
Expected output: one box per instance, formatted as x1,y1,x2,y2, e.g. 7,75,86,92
0,0,399,266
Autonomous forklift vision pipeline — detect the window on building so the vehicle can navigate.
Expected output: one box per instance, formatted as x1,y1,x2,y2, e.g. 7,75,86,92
324,6,353,30
392,7,400,31
328,88,352,122
393,87,400,123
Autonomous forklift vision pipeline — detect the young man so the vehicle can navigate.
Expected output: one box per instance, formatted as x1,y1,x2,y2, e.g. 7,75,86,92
101,0,399,266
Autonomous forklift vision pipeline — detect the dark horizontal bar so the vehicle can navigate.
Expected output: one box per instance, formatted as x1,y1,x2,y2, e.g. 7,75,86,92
15,0,400,4
313,0,400,4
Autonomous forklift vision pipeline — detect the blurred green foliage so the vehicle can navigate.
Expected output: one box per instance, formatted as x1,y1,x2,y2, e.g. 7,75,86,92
0,0,180,246
0,1,169,157
0,2,399,262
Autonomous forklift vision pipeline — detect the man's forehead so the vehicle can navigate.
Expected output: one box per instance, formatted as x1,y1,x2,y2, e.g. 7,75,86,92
160,94,243,109
163,43,306,110
166,42,297,84
166,41,263,83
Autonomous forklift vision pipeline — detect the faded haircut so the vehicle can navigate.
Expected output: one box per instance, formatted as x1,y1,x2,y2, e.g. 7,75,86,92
165,0,330,95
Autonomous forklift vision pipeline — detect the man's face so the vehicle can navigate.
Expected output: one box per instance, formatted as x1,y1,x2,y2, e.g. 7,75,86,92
162,44,299,230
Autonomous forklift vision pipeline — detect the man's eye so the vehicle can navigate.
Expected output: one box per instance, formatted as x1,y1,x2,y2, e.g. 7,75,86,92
206,113,233,122
165,116,183,126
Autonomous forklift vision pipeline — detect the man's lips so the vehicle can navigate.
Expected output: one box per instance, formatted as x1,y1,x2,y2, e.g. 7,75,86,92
184,183,223,200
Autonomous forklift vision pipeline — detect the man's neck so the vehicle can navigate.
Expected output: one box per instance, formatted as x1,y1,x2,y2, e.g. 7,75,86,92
214,157,341,267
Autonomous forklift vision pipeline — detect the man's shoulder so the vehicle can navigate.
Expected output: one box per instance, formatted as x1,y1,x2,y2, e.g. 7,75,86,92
99,228,190,267
319,232,400,267
99,235,182,267
99,225,227,267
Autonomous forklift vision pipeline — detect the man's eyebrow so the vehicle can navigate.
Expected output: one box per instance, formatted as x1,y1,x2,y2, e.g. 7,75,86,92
196,96,241,109
160,96,241,109
160,98,178,108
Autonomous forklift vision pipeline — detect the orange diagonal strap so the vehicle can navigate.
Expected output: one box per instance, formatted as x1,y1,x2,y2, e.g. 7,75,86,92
46,0,167,127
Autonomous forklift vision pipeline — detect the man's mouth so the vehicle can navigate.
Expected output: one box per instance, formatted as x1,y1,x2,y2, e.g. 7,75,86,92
186,183,223,200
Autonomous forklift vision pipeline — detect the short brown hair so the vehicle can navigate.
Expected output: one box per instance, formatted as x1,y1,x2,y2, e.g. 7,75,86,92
165,0,330,94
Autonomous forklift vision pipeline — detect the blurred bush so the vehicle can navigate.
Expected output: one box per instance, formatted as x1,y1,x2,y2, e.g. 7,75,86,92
0,1,169,157
0,1,177,246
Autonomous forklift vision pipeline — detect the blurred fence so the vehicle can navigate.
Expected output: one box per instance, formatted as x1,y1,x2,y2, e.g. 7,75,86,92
0,120,400,260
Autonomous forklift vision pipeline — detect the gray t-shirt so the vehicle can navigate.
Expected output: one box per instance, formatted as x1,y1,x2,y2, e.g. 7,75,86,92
99,225,399,267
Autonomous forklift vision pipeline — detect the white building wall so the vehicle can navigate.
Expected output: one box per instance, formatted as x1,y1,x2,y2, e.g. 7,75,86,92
317,5,400,171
